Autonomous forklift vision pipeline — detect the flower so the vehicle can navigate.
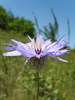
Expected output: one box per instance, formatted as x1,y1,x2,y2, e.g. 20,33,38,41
3,33,68,64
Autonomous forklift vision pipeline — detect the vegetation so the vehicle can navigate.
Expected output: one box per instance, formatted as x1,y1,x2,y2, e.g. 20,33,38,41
0,30,75,100
0,6,35,37
33,9,58,41
43,9,58,41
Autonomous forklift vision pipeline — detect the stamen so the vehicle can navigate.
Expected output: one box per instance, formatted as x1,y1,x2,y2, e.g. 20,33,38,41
33,43,38,50
40,43,42,49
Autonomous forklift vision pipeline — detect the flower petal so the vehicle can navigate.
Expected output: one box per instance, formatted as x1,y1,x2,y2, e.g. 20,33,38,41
48,53,68,62
11,39,20,45
36,33,44,44
28,35,35,43
4,43,13,46
3,50,22,56
24,58,30,65
44,37,68,53
56,57,68,62
42,39,52,51
16,43,36,57
5,47,15,50
44,39,52,46
54,49,69,56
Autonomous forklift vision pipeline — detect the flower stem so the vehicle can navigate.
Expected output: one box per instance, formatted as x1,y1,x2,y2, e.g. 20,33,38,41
36,71,39,100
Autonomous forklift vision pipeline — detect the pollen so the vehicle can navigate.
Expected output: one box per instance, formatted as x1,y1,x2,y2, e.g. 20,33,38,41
33,43,38,50
40,43,42,48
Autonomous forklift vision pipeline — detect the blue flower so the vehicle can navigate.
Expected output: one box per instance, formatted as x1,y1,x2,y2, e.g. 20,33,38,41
3,33,69,64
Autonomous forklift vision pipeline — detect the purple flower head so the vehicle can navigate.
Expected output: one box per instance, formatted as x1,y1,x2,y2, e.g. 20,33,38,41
3,33,69,64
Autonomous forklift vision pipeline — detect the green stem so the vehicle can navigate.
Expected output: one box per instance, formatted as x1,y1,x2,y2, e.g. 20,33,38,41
36,71,39,100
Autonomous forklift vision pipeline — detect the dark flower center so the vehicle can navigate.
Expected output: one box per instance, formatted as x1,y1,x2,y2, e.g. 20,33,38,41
35,49,41,55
